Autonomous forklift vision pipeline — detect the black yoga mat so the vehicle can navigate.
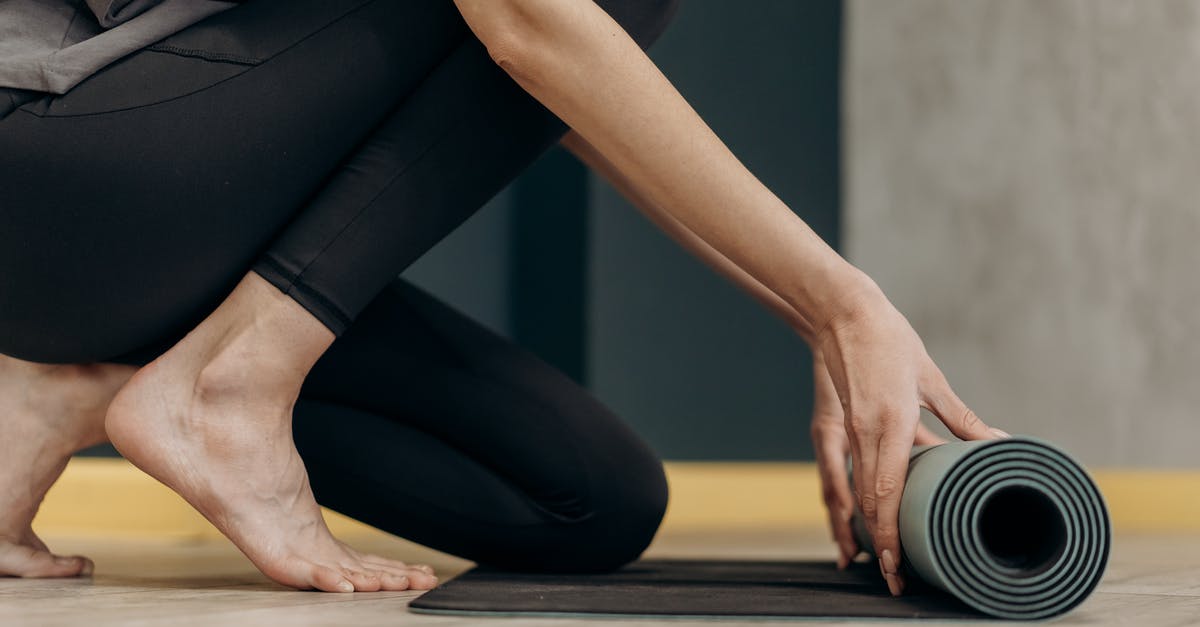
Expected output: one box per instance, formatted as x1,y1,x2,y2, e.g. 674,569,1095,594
409,559,983,620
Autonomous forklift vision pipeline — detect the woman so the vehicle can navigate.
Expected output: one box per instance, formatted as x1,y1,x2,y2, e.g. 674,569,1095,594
0,0,1007,595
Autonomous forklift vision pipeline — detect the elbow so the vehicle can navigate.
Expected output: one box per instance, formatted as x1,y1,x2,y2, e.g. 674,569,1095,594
484,32,540,81
458,0,553,83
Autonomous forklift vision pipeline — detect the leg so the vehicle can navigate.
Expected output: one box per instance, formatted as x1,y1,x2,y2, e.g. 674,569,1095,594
6,0,677,590
294,279,668,572
0,0,473,364
1,0,472,587
108,273,435,592
0,0,678,364
249,0,681,335
103,0,678,591
0,357,136,577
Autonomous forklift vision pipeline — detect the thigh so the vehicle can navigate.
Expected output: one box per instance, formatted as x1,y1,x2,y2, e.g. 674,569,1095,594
0,0,468,363
249,0,682,337
293,279,668,571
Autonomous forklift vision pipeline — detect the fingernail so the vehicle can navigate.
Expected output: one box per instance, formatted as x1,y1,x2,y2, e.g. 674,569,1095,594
885,572,904,596
337,579,355,593
989,428,1011,439
880,549,898,575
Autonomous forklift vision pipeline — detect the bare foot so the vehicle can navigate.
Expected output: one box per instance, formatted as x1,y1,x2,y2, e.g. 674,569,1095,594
106,273,437,593
0,355,136,577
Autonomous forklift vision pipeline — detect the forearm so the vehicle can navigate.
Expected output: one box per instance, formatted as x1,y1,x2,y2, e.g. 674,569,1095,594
560,131,815,342
454,0,870,332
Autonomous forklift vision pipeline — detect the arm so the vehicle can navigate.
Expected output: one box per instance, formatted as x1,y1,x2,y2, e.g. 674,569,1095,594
454,0,1005,594
454,0,854,331
562,130,947,571
558,131,814,341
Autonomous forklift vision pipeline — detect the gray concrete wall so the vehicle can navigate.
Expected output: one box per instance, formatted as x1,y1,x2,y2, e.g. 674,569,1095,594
845,0,1200,467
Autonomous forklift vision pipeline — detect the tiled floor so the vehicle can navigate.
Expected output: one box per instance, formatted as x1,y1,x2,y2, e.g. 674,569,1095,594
0,528,1195,626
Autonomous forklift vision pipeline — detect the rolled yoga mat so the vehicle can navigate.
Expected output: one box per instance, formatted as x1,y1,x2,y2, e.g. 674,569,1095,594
410,437,1109,621
852,436,1111,620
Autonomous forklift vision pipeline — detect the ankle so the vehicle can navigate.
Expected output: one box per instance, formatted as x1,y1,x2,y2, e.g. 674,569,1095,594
192,346,302,407
186,272,335,404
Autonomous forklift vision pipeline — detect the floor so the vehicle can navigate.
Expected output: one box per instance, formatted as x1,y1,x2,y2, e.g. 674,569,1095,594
1,528,1196,626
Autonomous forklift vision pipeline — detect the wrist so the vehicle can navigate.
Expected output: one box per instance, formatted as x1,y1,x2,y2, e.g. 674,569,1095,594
809,266,890,346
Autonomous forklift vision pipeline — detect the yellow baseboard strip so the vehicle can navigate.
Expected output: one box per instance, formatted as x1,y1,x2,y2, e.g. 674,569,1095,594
31,458,1200,540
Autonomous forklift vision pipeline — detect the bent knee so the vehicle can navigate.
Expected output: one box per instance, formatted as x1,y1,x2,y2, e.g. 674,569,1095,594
530,461,669,573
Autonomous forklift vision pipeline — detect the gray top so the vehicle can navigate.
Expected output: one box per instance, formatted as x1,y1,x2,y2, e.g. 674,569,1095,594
0,0,236,94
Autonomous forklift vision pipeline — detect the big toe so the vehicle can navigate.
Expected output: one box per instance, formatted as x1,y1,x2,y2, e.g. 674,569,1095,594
0,544,93,578
307,564,355,593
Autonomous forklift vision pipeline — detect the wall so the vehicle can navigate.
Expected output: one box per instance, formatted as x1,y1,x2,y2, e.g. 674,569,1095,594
81,2,843,462
587,0,842,460
405,192,513,336
408,0,843,461
844,0,1200,467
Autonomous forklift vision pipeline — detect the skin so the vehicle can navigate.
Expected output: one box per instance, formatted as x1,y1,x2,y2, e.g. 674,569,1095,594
104,273,438,592
455,0,1010,595
561,130,950,575
0,357,134,577
2,0,1006,594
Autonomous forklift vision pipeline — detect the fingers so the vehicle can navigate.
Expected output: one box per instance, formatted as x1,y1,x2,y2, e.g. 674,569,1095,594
845,399,917,597
811,351,860,568
813,423,859,569
869,418,914,597
921,366,1007,441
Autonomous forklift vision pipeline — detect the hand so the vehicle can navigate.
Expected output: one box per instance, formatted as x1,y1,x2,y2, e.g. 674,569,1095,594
810,350,945,572
811,276,1006,596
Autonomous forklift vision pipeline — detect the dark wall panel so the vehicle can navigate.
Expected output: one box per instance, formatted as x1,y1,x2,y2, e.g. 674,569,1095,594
586,0,842,460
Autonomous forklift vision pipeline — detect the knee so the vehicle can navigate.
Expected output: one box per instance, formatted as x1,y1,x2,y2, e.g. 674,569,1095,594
536,458,669,573
599,0,681,51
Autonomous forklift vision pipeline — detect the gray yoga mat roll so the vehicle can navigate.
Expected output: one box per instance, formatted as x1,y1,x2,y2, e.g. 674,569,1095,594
852,436,1111,620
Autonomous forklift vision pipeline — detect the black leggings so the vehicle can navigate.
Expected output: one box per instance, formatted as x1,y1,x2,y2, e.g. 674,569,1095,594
0,0,677,572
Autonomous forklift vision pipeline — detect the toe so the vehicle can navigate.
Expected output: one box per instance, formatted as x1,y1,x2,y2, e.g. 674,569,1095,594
308,564,355,593
342,568,382,592
0,544,90,578
404,569,439,590
379,571,410,591
358,555,437,589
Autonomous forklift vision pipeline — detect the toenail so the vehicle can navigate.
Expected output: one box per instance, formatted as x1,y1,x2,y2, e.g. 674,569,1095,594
80,561,94,577
336,579,355,593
